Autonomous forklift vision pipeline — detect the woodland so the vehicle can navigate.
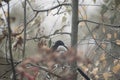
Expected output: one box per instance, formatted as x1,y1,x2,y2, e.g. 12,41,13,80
0,0,120,80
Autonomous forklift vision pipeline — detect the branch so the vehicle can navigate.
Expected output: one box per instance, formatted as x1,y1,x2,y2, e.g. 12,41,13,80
22,0,27,59
77,68,90,80
26,32,71,41
33,3,71,12
7,2,16,80
78,20,120,28
30,63,62,78
0,62,20,78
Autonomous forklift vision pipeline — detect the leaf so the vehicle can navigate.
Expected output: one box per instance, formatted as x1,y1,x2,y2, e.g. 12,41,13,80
113,59,118,65
93,34,96,39
116,40,120,45
91,67,98,75
103,72,112,80
100,53,106,61
100,5,108,16
101,43,106,49
112,63,120,73
95,61,99,66
62,16,67,23
114,32,117,39
107,33,112,39
81,65,88,72
102,27,106,33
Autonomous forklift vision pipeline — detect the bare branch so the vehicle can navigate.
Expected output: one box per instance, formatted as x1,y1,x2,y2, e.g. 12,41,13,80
22,0,27,59
33,3,71,12
27,32,71,41
7,2,16,80
30,63,62,78
78,20,120,28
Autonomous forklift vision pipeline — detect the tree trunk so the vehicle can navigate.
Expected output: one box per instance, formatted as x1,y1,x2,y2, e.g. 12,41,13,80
71,0,78,80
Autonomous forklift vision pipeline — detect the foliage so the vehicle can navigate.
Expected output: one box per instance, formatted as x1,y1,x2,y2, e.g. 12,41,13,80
0,0,120,80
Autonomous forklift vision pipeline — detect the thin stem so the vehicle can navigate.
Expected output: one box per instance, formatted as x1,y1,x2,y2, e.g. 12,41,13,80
22,0,27,59
7,2,16,80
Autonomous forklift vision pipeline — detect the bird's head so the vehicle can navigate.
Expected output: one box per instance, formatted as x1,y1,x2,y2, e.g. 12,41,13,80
51,40,68,52
54,40,65,47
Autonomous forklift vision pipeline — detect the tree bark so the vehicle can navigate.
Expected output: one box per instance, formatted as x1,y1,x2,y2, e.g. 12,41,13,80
71,0,78,80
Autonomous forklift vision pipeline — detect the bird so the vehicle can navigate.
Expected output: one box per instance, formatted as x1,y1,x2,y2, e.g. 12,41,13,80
51,40,90,80
51,40,68,53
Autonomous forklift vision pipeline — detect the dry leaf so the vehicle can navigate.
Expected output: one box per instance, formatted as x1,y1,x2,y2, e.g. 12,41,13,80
95,75,99,79
103,72,112,80
101,43,106,49
79,22,85,27
62,16,67,23
107,33,112,39
81,65,88,72
100,53,106,61
95,61,99,66
102,60,107,68
113,59,118,65
102,27,106,33
116,40,120,45
112,63,120,73
91,67,98,75
93,34,96,39
114,32,117,39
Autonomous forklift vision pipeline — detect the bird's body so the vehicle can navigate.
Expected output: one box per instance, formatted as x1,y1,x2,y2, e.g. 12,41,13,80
50,40,90,80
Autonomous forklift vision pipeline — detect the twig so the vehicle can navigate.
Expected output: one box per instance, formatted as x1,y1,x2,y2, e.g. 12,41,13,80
22,0,27,59
33,3,70,12
7,2,16,80
30,63,62,78
77,68,90,80
26,32,71,41
78,20,120,28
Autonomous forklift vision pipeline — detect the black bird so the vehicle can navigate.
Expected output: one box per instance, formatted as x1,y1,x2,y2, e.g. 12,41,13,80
51,40,90,80
51,40,68,53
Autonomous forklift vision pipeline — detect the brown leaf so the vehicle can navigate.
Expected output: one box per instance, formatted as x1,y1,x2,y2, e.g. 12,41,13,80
101,43,106,49
112,63,120,74
102,27,106,33
114,32,117,39
107,33,112,39
116,40,120,45
103,72,112,80
91,67,98,75
100,53,106,61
